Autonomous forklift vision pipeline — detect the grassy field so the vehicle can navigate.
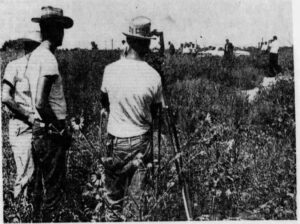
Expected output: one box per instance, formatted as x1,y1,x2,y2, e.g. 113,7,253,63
1,47,296,221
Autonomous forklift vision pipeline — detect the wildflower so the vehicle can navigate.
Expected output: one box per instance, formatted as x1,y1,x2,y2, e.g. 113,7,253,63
71,116,84,131
205,112,212,124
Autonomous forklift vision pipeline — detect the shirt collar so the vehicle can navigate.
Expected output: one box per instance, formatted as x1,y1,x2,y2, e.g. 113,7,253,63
40,40,51,50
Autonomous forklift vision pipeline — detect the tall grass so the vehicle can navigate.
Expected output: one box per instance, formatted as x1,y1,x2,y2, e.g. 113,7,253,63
1,47,295,221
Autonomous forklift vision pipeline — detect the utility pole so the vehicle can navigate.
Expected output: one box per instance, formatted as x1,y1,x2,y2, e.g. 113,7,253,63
111,39,114,50
105,40,107,50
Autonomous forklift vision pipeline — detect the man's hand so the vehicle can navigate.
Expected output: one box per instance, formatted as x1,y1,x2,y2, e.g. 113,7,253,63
27,113,35,126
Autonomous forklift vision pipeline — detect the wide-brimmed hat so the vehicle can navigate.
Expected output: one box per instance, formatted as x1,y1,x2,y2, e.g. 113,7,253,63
31,6,73,29
123,16,155,40
16,30,41,43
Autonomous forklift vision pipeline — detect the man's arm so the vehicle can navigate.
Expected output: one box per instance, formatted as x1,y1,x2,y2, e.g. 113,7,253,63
35,76,59,125
100,91,109,116
2,82,34,125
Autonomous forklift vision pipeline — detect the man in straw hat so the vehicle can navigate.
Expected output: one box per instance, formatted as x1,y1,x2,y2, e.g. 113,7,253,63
24,6,73,222
2,31,41,204
100,16,165,221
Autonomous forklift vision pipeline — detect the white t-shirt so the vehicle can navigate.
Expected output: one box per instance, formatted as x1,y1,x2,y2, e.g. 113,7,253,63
25,42,67,120
101,58,163,137
3,56,33,113
269,40,279,54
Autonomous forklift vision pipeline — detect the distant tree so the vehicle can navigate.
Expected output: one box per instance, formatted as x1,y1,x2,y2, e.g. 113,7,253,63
91,41,98,50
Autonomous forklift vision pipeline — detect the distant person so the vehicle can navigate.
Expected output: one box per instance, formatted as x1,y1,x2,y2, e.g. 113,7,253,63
191,43,197,55
261,41,268,52
182,43,190,54
27,6,73,221
120,40,129,58
224,39,234,58
2,31,41,202
268,35,282,77
179,43,184,54
168,41,175,55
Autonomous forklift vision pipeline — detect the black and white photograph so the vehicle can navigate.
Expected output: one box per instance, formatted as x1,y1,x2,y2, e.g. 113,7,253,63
0,0,298,222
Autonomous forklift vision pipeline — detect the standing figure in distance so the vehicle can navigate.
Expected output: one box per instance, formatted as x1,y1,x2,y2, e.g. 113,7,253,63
224,38,234,67
120,39,129,58
224,39,234,58
268,35,282,77
168,41,175,56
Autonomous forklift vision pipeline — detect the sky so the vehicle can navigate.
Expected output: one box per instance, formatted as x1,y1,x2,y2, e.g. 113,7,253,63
0,0,294,49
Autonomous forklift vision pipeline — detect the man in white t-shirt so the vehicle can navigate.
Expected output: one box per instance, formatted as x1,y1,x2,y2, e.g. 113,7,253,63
268,36,282,77
2,31,40,201
26,6,73,222
100,16,164,221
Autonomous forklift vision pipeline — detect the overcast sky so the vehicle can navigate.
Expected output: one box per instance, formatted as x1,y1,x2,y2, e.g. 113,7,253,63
0,0,294,49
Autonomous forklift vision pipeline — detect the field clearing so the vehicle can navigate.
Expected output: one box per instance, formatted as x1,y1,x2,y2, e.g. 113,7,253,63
1,47,296,221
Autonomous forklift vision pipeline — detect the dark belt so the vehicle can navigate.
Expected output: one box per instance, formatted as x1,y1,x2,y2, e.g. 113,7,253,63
108,131,151,142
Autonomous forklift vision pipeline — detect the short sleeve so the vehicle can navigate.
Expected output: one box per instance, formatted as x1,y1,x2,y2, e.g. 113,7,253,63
40,53,59,78
3,61,16,86
101,66,110,93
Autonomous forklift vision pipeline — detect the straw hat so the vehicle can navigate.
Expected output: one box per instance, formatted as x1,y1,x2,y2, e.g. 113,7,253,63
123,16,155,40
31,6,73,29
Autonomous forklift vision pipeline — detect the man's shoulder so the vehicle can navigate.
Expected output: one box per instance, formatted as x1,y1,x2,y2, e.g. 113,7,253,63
143,62,162,85
31,46,58,65
144,61,160,74
105,59,124,71
7,56,26,67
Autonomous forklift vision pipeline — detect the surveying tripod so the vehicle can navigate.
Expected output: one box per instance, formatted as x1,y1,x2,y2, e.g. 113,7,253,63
154,103,193,221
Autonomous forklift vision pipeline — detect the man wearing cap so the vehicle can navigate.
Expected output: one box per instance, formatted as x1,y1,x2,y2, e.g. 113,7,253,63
24,6,73,221
100,16,164,221
2,31,41,201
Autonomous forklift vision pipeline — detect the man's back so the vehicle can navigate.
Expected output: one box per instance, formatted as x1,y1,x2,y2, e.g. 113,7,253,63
101,58,162,137
26,43,67,120
270,40,279,54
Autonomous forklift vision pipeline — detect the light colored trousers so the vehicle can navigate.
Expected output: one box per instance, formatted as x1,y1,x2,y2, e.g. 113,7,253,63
8,118,34,198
